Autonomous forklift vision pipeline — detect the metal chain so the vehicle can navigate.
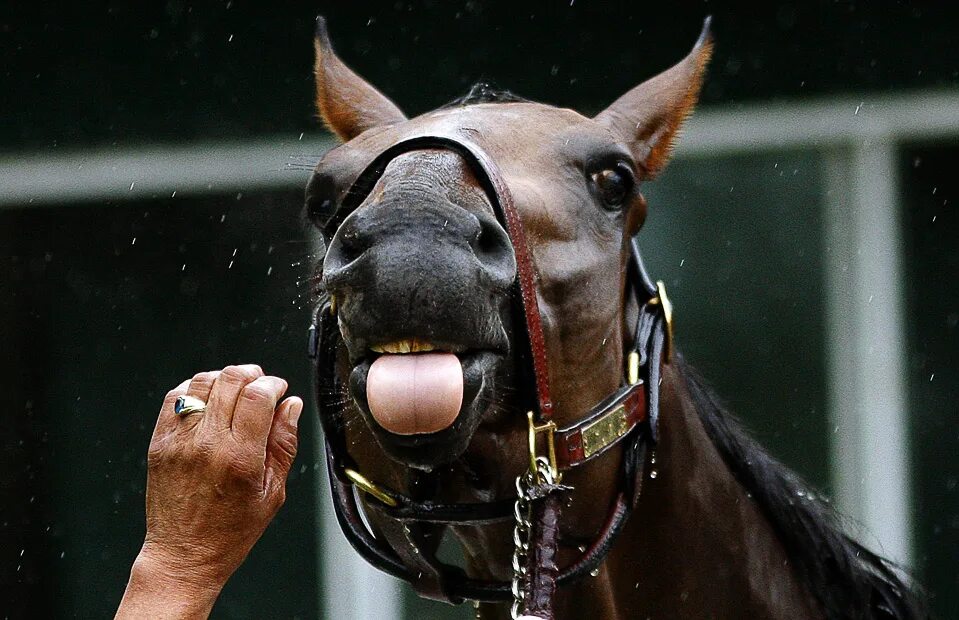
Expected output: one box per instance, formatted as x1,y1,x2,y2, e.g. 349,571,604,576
510,456,555,620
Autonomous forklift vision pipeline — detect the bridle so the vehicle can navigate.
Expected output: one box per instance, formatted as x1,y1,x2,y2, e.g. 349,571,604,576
308,131,672,618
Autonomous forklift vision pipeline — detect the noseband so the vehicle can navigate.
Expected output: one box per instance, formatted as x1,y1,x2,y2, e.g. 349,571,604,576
309,132,672,616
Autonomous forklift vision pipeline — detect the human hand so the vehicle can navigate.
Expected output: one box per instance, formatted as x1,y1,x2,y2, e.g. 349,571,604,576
116,365,302,619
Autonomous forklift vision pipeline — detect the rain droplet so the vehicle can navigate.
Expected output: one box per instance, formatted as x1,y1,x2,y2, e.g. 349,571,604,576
589,567,600,577
649,469,658,479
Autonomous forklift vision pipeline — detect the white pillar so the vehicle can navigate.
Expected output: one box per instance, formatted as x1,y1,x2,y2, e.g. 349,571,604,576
822,141,913,566
315,435,405,619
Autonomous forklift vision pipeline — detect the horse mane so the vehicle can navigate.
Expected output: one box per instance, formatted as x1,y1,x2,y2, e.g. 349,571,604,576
677,356,926,619
442,82,530,107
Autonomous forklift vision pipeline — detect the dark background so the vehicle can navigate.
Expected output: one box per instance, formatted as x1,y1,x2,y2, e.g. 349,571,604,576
1,1,956,618
2,2,958,150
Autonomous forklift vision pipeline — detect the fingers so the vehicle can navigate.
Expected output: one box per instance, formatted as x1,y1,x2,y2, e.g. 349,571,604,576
231,376,289,451
153,378,191,439
265,397,303,495
186,370,220,401
199,365,263,433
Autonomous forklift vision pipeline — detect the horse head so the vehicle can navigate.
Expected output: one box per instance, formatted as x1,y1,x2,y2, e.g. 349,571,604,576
308,18,711,480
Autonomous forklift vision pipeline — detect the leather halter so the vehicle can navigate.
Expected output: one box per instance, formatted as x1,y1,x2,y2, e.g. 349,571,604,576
309,132,671,605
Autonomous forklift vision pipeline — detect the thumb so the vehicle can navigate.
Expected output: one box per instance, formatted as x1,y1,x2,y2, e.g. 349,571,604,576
265,396,302,490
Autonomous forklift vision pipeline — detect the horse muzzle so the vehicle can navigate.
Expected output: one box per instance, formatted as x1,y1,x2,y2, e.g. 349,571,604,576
322,188,516,468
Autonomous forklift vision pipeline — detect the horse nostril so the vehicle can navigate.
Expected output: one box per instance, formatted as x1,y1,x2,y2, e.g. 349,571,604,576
323,224,370,284
471,216,516,286
337,230,367,264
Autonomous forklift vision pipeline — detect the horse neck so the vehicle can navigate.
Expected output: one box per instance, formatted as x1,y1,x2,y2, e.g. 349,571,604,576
545,362,822,619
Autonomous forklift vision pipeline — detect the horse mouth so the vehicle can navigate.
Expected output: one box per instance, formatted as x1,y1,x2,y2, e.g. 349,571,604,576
348,340,504,469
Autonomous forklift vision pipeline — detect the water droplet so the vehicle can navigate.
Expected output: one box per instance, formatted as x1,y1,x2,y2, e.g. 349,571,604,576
649,469,658,479
589,567,600,577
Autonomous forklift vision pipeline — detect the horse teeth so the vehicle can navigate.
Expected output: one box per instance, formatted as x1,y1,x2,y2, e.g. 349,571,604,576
370,339,440,354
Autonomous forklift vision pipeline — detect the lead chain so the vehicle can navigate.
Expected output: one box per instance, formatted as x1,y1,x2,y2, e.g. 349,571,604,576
510,457,555,620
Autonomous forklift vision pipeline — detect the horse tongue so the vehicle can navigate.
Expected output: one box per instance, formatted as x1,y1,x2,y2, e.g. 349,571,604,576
366,353,463,435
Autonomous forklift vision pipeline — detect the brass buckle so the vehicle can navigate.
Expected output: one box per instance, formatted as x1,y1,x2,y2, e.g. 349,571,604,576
344,468,399,507
627,351,640,385
527,411,560,483
648,280,674,364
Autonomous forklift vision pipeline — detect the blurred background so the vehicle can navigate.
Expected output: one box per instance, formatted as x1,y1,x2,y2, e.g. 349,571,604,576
1,1,956,618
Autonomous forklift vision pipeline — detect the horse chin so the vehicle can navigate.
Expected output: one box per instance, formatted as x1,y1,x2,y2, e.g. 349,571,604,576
348,350,501,470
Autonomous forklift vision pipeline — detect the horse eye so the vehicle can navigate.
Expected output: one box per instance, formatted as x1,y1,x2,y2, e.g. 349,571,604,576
591,166,633,209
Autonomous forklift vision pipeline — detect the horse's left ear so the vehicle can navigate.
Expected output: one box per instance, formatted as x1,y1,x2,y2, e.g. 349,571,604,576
595,18,713,179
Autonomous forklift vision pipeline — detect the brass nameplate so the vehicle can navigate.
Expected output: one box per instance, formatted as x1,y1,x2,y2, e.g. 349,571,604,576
581,405,629,458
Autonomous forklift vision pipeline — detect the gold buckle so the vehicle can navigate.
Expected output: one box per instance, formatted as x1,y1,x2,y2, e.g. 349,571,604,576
527,411,560,483
627,351,640,385
648,280,674,364
344,468,399,507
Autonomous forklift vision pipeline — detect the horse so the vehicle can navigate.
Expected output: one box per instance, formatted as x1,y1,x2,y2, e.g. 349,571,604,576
305,17,922,619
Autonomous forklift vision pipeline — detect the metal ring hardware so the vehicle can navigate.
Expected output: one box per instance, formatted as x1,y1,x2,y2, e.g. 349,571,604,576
344,468,400,507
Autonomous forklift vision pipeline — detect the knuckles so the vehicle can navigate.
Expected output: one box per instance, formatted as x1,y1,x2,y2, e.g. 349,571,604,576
219,364,263,385
190,370,219,389
238,383,276,407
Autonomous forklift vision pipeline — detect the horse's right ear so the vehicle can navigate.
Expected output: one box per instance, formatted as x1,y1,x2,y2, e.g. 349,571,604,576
314,17,407,142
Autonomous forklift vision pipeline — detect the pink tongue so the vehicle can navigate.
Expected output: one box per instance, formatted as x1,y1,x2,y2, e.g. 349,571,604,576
366,352,464,435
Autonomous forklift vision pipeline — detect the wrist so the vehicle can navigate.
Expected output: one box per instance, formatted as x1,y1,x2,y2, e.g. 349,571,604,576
116,549,225,619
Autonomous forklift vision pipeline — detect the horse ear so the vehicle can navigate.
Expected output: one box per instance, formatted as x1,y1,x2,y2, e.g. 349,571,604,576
595,18,713,178
314,17,407,141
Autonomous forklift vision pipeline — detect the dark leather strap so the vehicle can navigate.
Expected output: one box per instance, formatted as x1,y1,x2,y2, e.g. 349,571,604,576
523,489,564,619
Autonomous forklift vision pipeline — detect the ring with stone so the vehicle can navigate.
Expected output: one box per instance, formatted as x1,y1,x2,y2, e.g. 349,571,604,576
174,395,207,417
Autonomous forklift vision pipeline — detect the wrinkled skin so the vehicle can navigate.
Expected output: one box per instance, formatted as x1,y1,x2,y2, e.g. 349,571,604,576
310,19,822,619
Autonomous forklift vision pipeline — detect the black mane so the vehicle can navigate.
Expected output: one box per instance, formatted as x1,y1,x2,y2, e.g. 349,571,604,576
678,357,925,619
442,82,530,108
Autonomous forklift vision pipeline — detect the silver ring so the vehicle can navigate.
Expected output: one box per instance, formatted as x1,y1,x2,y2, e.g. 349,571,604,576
174,395,207,417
